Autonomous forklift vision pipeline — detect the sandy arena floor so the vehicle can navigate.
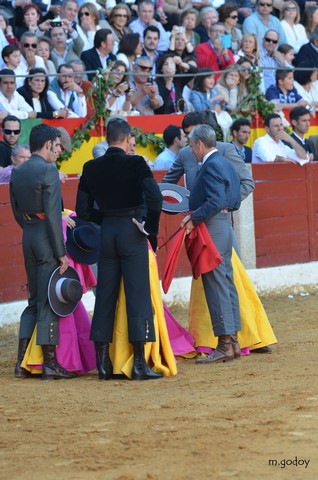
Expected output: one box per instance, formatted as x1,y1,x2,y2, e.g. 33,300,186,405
0,293,317,480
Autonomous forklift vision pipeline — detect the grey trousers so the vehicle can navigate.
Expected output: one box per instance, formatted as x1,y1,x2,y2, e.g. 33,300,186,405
90,214,155,344
20,221,60,345
201,212,241,337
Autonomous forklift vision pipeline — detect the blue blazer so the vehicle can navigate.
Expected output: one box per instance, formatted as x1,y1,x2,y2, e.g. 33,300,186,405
189,150,241,225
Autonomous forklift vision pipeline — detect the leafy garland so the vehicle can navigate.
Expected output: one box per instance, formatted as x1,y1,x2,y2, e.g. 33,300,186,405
56,68,166,168
231,65,274,122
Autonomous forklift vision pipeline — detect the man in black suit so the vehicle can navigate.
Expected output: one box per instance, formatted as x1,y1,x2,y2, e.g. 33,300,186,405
295,28,318,67
76,119,163,381
181,124,242,364
81,28,116,81
289,106,316,161
230,118,252,164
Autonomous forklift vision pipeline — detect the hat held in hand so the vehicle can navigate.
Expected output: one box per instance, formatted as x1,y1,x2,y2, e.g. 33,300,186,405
48,266,83,317
66,217,100,265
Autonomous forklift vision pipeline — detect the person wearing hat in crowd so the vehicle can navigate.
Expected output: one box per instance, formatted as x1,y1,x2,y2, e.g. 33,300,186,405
76,118,164,381
10,123,77,380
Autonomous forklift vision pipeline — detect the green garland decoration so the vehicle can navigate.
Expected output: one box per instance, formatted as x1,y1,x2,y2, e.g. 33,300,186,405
56,67,165,168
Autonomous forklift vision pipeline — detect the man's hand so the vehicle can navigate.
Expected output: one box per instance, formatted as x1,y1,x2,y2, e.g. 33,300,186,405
25,49,36,67
64,215,76,228
132,218,149,235
58,255,69,274
275,130,293,143
181,214,194,234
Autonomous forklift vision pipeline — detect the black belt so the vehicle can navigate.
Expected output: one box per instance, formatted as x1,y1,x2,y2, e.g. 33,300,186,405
23,212,46,221
103,207,144,218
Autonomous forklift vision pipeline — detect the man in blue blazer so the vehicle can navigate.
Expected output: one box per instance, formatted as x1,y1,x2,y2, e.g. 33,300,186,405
181,124,242,364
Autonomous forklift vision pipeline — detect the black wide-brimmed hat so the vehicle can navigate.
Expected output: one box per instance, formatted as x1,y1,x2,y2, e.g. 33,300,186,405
158,183,190,214
66,217,100,265
48,266,83,317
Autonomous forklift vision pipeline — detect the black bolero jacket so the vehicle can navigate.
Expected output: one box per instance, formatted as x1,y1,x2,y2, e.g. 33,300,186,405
17,85,55,119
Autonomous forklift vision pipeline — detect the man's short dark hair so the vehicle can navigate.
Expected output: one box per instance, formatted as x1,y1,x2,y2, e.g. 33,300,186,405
143,25,160,39
231,118,251,135
29,124,60,153
57,63,74,73
2,45,20,62
264,113,281,127
106,119,131,144
2,115,21,129
163,125,181,147
275,68,293,84
0,68,16,84
290,106,311,125
94,29,112,49
182,112,205,131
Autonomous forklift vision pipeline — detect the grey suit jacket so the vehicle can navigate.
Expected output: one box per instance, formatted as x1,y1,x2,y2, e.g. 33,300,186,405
51,36,84,69
162,142,255,201
92,140,108,159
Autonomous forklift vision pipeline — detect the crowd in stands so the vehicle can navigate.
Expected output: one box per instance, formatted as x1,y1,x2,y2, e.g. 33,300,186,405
0,0,318,166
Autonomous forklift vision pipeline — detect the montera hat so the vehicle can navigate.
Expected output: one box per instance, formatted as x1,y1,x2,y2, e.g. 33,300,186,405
48,266,83,317
66,217,100,265
158,183,190,214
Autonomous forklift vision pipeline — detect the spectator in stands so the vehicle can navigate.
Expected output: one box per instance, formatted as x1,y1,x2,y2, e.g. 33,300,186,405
16,4,42,40
0,13,19,46
130,56,163,115
108,4,132,54
234,33,261,64
302,5,318,39
293,60,318,110
77,2,101,51
81,29,116,81
153,124,186,170
194,6,219,43
180,8,200,47
0,144,31,183
70,59,94,118
20,32,46,72
243,0,286,45
60,0,79,35
230,118,252,163
190,67,226,112
49,25,84,69
289,106,316,161
105,60,132,112
0,69,36,120
195,22,235,79
218,3,243,55
168,25,197,63
47,63,87,118
116,32,143,72
141,26,163,75
260,29,284,92
155,54,180,114
129,0,170,52
0,115,22,170
236,56,254,98
294,28,318,67
1,45,26,88
37,37,57,81
17,67,68,119
276,43,295,68
280,1,307,54
162,0,192,27
252,112,308,164
215,68,245,111
265,68,307,109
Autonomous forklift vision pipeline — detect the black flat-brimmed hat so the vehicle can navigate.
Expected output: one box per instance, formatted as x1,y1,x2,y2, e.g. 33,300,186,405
158,183,190,214
48,266,83,317
66,217,100,265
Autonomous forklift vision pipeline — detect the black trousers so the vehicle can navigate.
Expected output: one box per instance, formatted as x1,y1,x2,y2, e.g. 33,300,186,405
90,214,155,343
20,220,60,345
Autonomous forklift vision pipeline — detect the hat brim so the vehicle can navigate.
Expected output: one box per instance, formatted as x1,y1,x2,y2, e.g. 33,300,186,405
48,266,82,317
66,217,100,265
158,183,190,214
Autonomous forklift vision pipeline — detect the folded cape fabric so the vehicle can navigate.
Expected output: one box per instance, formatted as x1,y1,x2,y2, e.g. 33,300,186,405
161,223,222,293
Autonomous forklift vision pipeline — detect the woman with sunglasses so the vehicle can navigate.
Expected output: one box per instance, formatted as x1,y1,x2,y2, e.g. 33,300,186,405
108,4,132,54
218,3,243,55
77,2,101,51
105,60,132,112
280,1,307,54
17,68,68,119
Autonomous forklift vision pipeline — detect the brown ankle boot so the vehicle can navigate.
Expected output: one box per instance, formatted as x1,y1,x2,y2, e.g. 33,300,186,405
230,333,241,359
196,335,234,364
42,345,77,380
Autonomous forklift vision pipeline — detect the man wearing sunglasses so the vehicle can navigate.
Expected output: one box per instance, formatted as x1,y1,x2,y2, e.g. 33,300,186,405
0,115,22,170
260,29,285,92
130,57,163,115
242,0,286,45
20,32,46,72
